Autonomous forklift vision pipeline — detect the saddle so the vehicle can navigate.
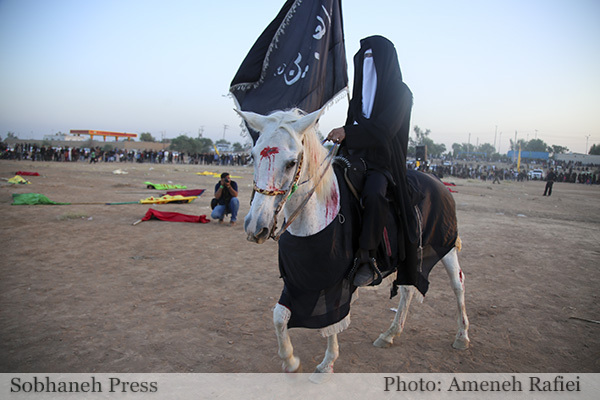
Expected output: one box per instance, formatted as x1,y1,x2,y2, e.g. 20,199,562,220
335,154,415,205
335,154,368,203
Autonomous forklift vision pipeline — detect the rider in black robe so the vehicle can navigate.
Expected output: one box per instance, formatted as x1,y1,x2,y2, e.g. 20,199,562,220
327,35,417,287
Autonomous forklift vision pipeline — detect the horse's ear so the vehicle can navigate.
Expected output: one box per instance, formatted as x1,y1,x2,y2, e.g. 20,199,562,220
234,109,266,134
291,108,324,136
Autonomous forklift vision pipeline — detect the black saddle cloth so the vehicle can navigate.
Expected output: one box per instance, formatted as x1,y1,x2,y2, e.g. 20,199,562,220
278,165,359,329
277,164,457,330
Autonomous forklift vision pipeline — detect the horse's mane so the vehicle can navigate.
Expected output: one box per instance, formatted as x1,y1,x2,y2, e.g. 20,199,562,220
271,109,334,203
302,117,334,203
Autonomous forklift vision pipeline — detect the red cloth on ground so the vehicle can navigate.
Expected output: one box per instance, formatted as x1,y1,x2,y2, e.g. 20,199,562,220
141,208,210,223
443,181,458,193
164,189,205,197
15,171,40,176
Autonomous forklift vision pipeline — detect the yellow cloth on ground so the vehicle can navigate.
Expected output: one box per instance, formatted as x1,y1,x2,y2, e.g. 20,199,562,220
196,171,220,177
196,171,242,178
8,175,31,184
140,195,197,204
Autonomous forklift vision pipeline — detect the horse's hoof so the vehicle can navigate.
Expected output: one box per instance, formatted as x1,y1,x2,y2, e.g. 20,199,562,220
373,335,393,348
452,337,470,350
309,369,333,384
283,357,302,373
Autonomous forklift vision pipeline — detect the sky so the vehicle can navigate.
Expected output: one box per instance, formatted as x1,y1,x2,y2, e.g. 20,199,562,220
1,0,599,154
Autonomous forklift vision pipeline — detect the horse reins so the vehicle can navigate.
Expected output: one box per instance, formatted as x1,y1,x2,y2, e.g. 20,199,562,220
272,142,339,241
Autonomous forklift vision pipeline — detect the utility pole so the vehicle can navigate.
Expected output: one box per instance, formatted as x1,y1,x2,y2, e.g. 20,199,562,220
494,125,497,152
467,132,471,159
514,131,518,163
498,132,502,154
223,124,229,140
585,134,591,154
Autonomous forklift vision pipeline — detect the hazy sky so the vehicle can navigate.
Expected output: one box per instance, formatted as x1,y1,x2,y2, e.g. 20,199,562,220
1,0,599,154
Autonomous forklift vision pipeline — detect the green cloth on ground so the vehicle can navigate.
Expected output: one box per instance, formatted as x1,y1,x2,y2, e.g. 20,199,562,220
11,193,70,205
144,182,187,190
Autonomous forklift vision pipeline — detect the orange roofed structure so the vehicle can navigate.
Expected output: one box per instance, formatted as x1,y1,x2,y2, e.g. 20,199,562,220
70,130,137,141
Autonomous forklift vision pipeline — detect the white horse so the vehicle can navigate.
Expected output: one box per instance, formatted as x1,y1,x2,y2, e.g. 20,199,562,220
238,108,469,377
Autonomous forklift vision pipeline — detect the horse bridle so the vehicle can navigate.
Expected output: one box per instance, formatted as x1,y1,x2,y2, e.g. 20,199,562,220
251,142,339,241
252,150,304,198
252,149,305,239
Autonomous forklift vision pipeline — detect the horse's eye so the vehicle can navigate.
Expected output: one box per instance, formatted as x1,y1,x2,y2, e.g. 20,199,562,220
286,160,297,169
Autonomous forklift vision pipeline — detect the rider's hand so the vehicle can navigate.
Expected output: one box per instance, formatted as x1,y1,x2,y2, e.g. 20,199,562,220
326,127,346,143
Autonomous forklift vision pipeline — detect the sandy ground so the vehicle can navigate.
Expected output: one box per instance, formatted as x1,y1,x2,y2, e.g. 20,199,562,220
0,159,598,373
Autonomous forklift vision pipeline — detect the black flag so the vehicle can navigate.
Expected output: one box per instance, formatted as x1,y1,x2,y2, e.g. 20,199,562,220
230,0,348,143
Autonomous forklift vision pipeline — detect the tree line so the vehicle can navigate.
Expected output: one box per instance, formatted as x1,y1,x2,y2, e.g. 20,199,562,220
408,126,600,159
139,132,246,154
3,129,599,157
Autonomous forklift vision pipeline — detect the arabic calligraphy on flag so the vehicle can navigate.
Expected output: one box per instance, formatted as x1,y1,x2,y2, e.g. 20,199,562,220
230,0,348,143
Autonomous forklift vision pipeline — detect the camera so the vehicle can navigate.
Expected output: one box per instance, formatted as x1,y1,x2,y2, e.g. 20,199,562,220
224,178,230,184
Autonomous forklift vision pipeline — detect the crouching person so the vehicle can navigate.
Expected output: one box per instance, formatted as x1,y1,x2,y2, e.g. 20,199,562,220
211,172,239,226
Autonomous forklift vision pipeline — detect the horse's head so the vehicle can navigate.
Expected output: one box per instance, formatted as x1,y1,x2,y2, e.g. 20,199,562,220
236,108,323,243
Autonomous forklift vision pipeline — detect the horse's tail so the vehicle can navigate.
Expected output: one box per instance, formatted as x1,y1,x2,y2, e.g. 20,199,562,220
455,235,462,252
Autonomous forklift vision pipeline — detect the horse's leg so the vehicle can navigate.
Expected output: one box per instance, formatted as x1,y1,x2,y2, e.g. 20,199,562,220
373,285,415,348
273,304,301,372
441,248,470,349
310,334,339,383
315,334,339,373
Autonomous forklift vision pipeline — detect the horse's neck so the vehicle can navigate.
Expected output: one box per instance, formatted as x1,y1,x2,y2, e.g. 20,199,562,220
284,168,340,237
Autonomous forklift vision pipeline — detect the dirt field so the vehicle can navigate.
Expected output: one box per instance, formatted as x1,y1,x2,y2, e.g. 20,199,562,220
1,159,598,373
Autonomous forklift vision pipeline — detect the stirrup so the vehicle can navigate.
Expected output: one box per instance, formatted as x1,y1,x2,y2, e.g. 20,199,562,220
347,254,383,286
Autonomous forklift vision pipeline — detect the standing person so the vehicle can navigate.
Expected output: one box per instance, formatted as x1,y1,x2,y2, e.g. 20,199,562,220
543,168,557,196
326,35,415,287
211,172,239,225
493,168,501,184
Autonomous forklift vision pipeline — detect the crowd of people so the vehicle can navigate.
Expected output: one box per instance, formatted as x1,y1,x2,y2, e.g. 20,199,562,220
0,142,249,166
422,160,600,185
2,141,599,185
